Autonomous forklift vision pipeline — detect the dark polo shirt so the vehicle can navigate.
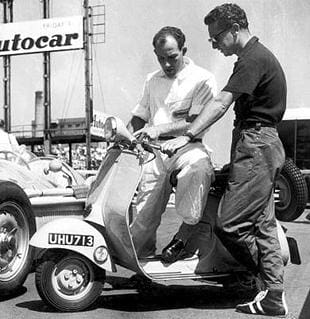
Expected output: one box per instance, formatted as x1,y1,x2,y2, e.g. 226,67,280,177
223,36,287,125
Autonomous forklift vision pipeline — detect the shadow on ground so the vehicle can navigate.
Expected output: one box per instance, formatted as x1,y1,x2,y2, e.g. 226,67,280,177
16,274,256,313
0,286,27,302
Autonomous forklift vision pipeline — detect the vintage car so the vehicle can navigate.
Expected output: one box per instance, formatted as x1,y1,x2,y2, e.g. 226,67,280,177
0,149,89,294
276,107,310,221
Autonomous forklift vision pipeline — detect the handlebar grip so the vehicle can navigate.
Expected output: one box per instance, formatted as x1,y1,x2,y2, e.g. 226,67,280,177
148,143,161,151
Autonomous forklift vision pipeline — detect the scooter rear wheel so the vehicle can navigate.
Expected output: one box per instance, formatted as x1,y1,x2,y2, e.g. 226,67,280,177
35,252,103,312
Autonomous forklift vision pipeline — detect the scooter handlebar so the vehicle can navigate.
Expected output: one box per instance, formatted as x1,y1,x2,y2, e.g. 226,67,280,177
137,134,161,152
147,142,161,151
139,137,175,158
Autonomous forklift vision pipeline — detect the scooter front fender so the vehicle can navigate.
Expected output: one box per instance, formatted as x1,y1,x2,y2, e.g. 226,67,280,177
30,217,115,272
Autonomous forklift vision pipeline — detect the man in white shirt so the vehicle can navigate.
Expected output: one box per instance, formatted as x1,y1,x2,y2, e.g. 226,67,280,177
128,26,217,263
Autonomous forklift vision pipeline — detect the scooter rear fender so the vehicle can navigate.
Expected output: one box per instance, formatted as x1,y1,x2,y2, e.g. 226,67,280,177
30,217,115,272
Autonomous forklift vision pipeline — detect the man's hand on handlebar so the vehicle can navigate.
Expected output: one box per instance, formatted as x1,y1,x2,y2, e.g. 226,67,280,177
133,127,190,157
160,136,190,155
134,126,160,140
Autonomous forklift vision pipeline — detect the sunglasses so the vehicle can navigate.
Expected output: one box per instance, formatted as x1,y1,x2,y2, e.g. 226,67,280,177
208,27,231,44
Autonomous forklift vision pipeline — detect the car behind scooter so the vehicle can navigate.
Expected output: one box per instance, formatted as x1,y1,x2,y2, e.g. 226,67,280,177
30,117,300,312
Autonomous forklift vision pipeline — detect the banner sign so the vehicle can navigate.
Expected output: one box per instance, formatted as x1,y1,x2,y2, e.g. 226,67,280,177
0,16,84,56
90,109,109,138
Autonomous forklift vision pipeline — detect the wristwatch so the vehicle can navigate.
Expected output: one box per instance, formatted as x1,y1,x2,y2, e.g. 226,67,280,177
183,130,195,142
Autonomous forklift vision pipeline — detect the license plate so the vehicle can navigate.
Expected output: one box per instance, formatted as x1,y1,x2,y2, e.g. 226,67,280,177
48,233,94,247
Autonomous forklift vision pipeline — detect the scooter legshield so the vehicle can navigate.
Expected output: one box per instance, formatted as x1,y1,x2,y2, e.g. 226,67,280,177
30,217,114,272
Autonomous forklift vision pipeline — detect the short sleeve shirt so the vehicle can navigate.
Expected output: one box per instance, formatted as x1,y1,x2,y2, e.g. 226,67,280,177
132,57,217,132
223,36,287,124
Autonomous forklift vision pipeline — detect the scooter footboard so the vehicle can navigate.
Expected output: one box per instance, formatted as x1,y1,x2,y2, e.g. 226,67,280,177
30,217,114,272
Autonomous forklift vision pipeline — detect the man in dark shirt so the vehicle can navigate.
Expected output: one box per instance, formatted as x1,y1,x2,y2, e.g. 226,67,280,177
161,3,288,317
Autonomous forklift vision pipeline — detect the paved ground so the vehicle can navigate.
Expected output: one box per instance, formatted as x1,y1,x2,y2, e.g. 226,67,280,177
1,207,310,319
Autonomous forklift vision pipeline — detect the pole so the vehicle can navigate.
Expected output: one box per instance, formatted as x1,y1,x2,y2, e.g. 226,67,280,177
42,0,51,154
84,0,92,169
2,0,13,132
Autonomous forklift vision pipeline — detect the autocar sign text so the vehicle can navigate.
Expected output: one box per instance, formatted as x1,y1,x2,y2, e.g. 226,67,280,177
0,16,83,56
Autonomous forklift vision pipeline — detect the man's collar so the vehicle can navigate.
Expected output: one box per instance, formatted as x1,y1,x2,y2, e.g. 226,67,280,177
239,36,259,58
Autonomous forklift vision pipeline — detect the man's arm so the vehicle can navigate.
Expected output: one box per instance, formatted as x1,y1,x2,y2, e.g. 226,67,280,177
127,116,147,133
144,119,191,138
161,91,237,152
188,91,235,136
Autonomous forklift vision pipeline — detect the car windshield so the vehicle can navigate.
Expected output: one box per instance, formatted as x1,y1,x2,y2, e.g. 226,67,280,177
0,160,57,189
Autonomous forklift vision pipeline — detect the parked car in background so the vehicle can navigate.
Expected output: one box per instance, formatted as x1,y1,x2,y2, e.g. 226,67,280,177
276,108,310,221
0,149,90,294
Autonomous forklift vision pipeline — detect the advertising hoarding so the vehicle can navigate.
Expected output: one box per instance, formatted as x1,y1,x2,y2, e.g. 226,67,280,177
0,15,84,56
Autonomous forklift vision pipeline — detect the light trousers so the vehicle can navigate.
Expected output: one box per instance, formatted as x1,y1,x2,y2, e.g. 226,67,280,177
130,142,214,256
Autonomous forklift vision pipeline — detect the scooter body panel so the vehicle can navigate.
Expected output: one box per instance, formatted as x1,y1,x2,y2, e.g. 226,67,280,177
86,149,143,273
30,217,114,272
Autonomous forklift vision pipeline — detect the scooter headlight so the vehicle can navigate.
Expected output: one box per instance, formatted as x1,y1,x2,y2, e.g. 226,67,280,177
94,245,108,264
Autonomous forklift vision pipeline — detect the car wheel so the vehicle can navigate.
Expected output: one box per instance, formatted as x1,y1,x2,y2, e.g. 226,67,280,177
0,181,36,294
35,252,103,312
275,159,308,222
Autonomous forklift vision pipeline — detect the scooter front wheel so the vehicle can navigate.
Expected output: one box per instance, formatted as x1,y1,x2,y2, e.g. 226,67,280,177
35,252,103,312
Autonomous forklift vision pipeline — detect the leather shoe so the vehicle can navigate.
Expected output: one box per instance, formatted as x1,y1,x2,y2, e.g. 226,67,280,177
161,237,185,263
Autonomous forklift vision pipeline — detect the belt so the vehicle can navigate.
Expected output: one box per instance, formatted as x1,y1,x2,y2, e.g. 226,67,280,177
158,136,202,143
234,121,276,130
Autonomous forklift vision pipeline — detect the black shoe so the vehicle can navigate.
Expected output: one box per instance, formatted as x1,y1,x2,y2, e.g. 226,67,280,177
236,289,288,317
161,237,185,263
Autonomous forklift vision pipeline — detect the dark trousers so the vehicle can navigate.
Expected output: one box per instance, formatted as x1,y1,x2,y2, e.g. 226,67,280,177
216,126,285,290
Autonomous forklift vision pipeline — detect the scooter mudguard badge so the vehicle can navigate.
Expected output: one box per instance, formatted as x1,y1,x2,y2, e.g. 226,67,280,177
30,217,114,272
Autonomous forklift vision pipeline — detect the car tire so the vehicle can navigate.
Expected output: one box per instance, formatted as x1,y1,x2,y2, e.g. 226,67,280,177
275,158,308,222
0,181,36,294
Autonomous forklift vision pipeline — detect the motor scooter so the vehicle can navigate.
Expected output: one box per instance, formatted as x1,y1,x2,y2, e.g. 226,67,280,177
30,116,300,312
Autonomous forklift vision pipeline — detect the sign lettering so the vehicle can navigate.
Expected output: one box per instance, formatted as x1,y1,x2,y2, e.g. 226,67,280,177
0,16,83,56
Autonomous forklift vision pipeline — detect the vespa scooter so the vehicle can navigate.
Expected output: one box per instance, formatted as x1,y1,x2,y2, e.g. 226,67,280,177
30,116,299,312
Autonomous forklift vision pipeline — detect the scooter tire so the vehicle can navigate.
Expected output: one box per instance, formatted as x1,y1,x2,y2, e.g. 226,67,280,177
35,252,102,312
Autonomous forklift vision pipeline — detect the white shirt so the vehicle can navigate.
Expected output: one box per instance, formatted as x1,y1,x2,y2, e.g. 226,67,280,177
132,57,217,143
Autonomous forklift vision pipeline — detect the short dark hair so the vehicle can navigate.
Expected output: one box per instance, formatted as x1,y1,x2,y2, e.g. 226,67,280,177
152,26,186,50
0,119,4,128
204,3,249,30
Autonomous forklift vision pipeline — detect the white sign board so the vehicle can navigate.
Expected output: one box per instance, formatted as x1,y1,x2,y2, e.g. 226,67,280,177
0,16,84,56
90,110,110,138
283,108,310,120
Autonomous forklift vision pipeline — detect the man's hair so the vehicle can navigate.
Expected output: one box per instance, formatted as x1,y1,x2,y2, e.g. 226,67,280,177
204,3,249,30
0,119,4,128
152,26,186,50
